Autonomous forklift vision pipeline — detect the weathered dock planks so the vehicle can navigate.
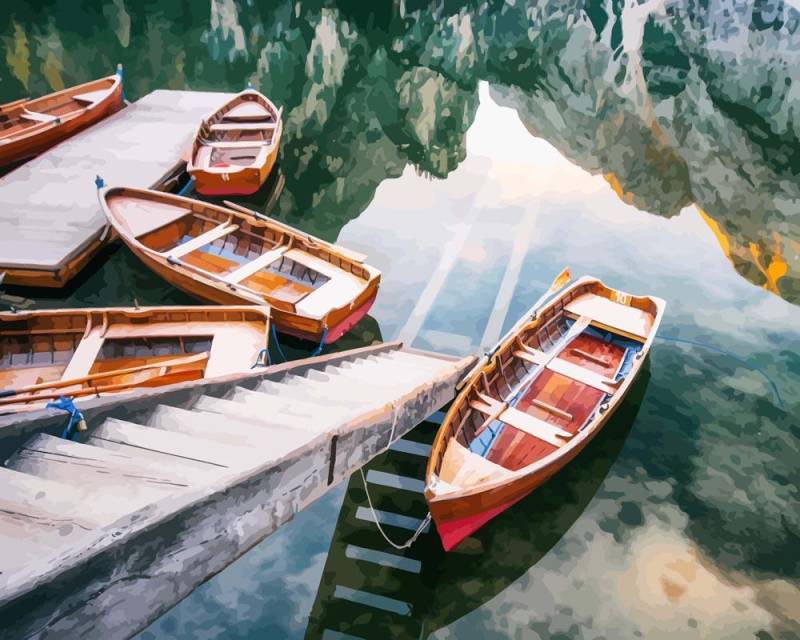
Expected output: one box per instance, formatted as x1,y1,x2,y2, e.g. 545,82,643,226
0,341,474,639
0,89,233,287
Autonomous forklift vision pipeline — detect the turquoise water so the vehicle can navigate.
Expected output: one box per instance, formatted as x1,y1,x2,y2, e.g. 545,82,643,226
1,2,798,638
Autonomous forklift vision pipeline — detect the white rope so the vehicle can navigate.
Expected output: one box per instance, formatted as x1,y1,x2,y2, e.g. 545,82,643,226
387,400,398,444
359,467,431,550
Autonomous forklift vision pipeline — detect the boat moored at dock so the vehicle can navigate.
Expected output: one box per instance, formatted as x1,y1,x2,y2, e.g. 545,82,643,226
100,187,381,344
424,274,665,551
0,70,123,168
186,89,282,196
0,305,270,413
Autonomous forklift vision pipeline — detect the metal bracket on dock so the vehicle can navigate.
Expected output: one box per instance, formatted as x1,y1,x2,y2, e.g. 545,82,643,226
327,434,339,485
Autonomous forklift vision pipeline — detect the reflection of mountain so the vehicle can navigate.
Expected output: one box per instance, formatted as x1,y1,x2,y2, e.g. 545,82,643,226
305,367,649,638
1,1,797,292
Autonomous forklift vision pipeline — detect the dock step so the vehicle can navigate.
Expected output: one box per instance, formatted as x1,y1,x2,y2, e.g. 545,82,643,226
0,341,474,637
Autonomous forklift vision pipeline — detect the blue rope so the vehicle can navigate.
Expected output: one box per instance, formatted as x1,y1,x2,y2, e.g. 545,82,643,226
251,347,272,369
46,396,86,440
271,324,287,363
311,327,328,357
656,335,784,409
116,63,128,103
176,177,194,196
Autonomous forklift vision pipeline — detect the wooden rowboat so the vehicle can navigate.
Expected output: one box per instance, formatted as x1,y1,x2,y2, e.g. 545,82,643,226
100,187,381,344
424,275,665,551
0,305,270,413
186,89,282,196
0,70,123,168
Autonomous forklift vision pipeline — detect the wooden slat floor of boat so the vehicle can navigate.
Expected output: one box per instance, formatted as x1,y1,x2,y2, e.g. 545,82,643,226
181,248,312,302
487,332,624,471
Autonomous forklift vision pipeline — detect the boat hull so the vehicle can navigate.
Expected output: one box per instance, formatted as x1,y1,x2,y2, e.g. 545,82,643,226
189,146,278,196
425,276,665,551
0,77,123,168
429,363,640,550
130,243,377,344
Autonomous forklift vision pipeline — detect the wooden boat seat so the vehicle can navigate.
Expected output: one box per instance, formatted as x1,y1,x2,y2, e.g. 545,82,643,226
112,197,191,239
21,110,59,123
497,406,572,447
165,224,238,260
438,439,509,488
72,89,110,106
222,102,272,122
513,349,621,394
221,246,287,285
565,293,651,341
287,249,365,319
210,122,278,132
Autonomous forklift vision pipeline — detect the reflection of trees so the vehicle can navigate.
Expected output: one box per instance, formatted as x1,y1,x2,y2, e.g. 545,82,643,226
1,0,798,298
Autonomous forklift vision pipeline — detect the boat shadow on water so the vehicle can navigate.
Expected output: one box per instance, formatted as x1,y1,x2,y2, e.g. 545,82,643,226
306,362,652,639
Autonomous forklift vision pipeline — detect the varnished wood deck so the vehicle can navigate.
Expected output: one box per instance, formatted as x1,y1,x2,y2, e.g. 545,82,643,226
487,333,625,471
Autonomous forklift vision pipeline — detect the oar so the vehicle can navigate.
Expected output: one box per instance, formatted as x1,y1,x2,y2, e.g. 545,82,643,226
456,267,572,390
0,352,209,400
222,200,368,264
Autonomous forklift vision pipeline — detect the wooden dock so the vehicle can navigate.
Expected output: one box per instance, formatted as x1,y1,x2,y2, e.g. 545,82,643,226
0,89,233,288
0,341,473,639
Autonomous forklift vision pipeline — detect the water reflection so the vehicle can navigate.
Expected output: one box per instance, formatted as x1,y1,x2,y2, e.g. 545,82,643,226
3,1,797,300
305,368,650,637
2,2,798,638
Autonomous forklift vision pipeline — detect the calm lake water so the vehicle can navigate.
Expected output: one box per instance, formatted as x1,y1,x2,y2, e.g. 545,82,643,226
2,2,799,639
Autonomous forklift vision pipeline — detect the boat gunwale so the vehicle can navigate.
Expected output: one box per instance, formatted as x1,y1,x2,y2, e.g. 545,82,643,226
425,275,666,503
0,73,122,147
100,186,381,333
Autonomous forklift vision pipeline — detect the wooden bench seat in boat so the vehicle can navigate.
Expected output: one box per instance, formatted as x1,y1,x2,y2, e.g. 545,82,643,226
469,393,573,448
210,122,278,132
513,347,621,394
221,246,287,285
20,110,59,124
287,249,365,319
565,293,651,341
164,224,238,260
438,439,509,490
72,89,112,106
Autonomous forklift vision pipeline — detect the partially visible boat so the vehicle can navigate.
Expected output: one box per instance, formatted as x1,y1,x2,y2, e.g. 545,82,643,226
186,89,282,196
424,275,665,551
100,187,380,344
0,70,124,168
0,305,270,413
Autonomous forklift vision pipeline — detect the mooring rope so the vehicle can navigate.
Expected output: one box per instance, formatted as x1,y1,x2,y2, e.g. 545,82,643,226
359,467,431,550
47,396,87,440
358,402,430,550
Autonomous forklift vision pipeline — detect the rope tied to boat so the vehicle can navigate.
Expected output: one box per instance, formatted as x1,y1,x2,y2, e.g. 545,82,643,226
270,324,288,363
310,326,328,358
359,467,431,550
251,347,272,368
47,396,87,440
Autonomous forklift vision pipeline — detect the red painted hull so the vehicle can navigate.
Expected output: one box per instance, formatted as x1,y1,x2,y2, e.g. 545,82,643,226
435,495,525,551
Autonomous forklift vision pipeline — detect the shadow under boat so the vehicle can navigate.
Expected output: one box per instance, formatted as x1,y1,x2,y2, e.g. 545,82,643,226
305,362,652,638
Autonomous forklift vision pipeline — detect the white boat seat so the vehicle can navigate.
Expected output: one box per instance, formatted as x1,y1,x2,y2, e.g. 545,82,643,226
565,293,651,341
165,224,238,259
210,122,277,132
72,89,110,106
498,406,572,447
512,349,620,394
439,439,509,488
221,246,287,285
21,110,58,123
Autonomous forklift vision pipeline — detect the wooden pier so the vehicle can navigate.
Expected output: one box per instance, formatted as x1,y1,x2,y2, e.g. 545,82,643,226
0,341,473,639
0,89,233,288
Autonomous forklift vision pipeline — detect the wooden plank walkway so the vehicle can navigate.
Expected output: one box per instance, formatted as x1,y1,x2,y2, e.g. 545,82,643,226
0,341,474,639
0,89,233,287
